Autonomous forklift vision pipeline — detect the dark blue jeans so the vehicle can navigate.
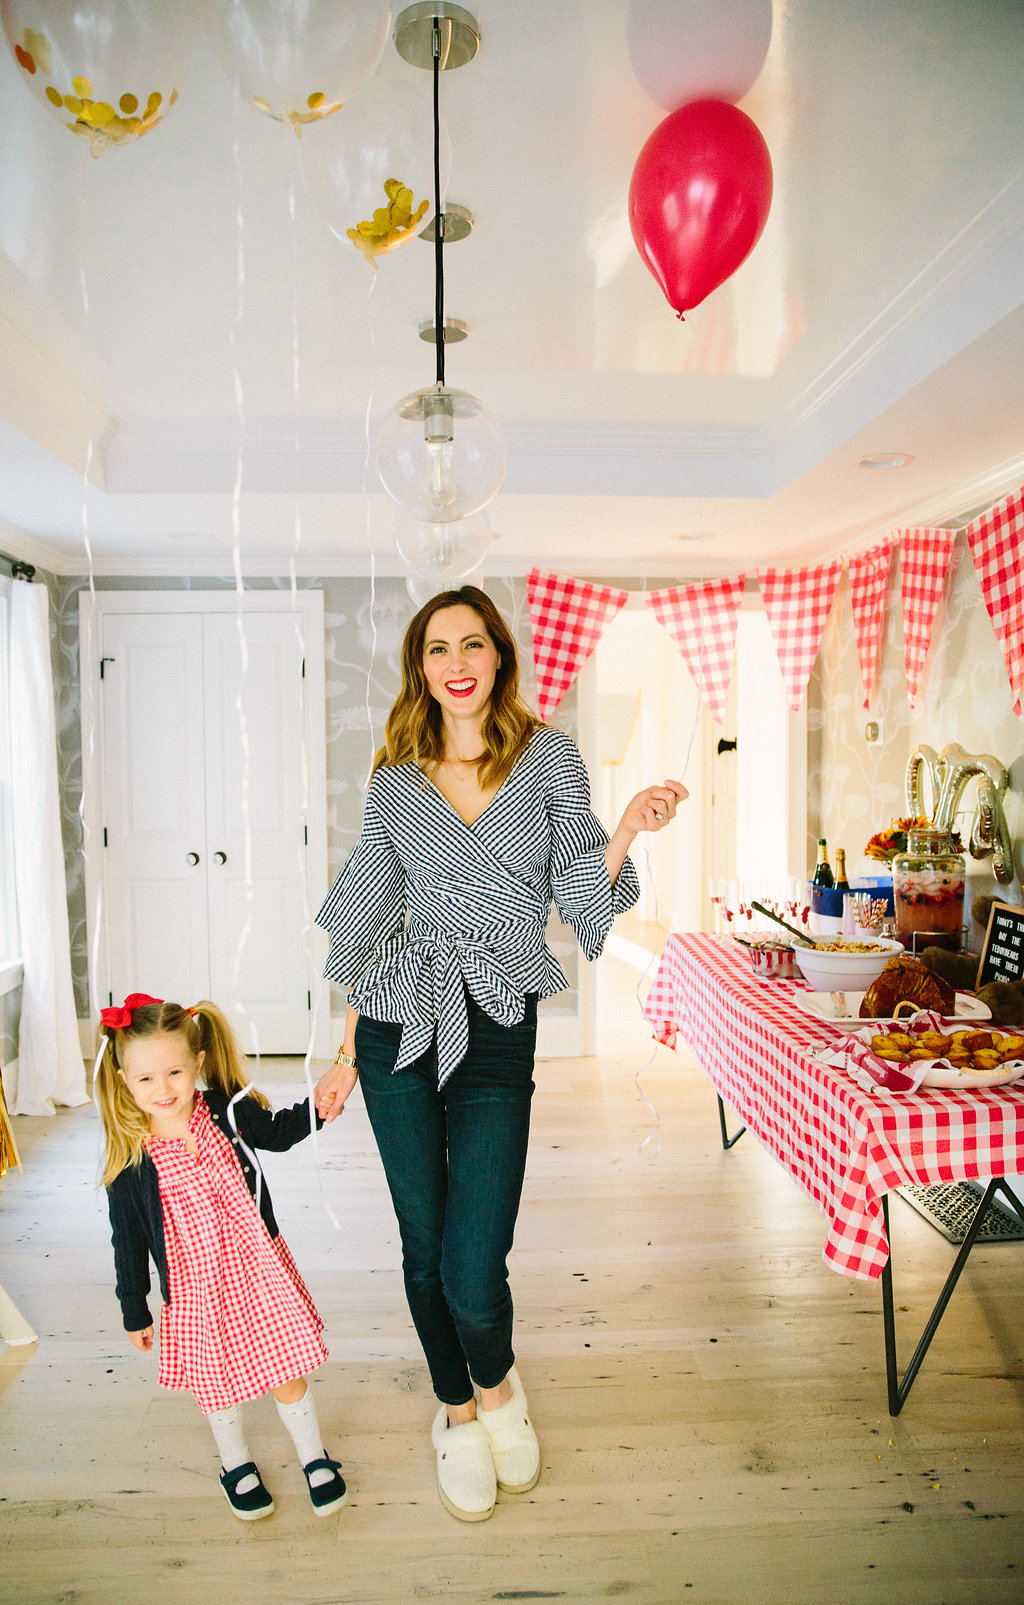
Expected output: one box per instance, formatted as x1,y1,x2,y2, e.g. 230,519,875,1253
355,993,537,1406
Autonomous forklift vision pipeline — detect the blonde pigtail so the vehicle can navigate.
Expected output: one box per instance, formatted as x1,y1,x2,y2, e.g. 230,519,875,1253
94,1026,152,1187
192,1001,270,1110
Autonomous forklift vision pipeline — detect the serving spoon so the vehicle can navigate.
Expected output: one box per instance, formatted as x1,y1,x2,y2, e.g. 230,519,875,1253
749,901,815,947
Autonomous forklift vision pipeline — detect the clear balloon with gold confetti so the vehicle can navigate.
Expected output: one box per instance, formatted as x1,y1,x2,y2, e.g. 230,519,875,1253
208,0,391,136
1,0,188,156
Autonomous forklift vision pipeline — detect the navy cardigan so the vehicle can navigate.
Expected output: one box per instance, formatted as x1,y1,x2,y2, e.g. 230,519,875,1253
106,1087,322,1332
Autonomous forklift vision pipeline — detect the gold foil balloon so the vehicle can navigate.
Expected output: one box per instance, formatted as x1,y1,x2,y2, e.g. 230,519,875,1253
1,0,187,156
207,0,391,136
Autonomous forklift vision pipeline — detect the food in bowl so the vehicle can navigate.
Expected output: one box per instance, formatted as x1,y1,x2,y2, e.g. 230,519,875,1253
869,1027,1024,1070
792,936,904,993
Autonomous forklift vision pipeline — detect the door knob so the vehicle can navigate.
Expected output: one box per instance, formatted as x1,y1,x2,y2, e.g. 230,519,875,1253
187,852,200,865
213,851,227,865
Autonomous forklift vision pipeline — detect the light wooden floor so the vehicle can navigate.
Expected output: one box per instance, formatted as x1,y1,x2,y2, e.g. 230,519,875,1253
3,952,1024,1604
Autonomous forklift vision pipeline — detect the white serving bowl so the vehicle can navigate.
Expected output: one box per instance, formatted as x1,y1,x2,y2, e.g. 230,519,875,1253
792,938,904,993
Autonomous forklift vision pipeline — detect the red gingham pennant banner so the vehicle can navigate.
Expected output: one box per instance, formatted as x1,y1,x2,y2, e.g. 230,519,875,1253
526,568,629,719
847,538,895,708
898,527,956,709
965,486,1024,715
646,576,746,726
756,557,844,711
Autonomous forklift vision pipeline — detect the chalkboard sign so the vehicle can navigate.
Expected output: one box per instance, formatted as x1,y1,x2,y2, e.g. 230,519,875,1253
976,901,1024,988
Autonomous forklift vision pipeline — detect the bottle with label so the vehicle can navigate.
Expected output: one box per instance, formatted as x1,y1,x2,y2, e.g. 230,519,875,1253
812,838,834,888
833,848,850,892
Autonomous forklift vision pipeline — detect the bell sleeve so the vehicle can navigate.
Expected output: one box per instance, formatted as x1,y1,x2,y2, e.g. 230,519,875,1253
315,774,406,984
547,733,640,959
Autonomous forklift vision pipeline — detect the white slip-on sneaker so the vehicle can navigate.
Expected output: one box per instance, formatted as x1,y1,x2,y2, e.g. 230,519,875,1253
431,1405,497,1522
477,1368,541,1494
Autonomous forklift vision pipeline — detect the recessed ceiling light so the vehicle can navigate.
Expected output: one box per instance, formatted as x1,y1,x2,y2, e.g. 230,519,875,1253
858,453,915,469
168,531,212,541
671,531,713,541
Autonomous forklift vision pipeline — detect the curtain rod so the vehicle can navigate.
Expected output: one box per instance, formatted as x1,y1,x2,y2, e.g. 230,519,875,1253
0,554,35,580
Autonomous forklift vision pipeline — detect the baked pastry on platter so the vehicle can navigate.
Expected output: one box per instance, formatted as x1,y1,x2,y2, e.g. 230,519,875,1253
859,954,955,1018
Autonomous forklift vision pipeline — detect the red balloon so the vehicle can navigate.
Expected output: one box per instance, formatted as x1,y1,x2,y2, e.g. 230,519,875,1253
628,99,773,318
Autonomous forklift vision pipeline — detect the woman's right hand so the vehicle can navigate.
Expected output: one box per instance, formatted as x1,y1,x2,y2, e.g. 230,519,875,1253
129,1326,153,1352
315,1059,358,1123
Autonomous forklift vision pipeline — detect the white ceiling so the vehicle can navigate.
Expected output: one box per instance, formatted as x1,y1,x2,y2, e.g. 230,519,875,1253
1,0,1023,578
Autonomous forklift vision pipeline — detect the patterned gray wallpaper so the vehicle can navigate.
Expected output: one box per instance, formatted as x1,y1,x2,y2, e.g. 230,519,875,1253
807,534,1024,916
40,571,579,1022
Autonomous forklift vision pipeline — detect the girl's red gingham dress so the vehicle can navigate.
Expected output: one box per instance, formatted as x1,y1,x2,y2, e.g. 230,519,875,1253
148,1093,327,1415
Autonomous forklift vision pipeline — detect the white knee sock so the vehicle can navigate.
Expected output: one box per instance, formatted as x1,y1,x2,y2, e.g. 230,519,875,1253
208,1405,259,1494
276,1385,334,1486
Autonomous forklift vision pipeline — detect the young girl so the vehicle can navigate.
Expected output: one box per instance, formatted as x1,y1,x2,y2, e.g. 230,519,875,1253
96,992,346,1522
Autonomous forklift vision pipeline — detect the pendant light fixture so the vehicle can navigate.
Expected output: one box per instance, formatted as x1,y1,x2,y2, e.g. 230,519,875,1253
377,5,505,528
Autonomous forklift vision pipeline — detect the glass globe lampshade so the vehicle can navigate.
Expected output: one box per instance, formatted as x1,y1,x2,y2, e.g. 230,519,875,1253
377,384,505,522
394,510,490,582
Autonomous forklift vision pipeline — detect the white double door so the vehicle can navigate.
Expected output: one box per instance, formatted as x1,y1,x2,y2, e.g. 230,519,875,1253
82,594,328,1055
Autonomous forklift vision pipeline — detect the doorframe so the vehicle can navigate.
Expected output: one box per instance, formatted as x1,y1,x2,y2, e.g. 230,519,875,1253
79,589,330,1059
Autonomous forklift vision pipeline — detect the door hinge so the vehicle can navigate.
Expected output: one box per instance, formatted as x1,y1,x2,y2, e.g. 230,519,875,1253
103,827,108,847
108,991,113,1007
304,824,308,846
100,656,115,679
307,991,311,1010
301,657,306,679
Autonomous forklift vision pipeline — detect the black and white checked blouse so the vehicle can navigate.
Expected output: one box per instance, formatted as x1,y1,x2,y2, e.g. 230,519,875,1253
315,724,640,1085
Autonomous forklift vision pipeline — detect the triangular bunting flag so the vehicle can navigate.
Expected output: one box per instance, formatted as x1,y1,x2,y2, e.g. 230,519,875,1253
965,487,1024,715
898,527,956,709
847,538,895,708
526,568,629,719
646,576,746,726
756,558,844,711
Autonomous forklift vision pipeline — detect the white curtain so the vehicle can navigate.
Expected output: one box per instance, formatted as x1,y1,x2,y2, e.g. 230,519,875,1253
10,581,86,1116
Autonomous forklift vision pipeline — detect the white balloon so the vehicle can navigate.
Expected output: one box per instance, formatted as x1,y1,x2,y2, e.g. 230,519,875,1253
627,0,772,110
405,558,487,609
208,0,391,135
1,0,188,155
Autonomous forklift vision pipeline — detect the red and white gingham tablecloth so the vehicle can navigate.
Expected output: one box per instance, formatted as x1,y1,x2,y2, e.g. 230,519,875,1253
646,933,1024,1281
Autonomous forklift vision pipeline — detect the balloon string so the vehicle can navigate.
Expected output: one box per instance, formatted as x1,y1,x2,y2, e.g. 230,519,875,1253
432,19,445,387
226,53,258,1073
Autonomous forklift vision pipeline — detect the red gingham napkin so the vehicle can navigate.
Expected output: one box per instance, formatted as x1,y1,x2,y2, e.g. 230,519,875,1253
526,568,629,719
756,557,844,711
897,527,956,709
965,486,1024,715
846,538,895,708
646,577,745,726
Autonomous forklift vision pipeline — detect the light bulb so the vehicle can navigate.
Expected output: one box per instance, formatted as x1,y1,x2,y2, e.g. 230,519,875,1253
378,385,505,522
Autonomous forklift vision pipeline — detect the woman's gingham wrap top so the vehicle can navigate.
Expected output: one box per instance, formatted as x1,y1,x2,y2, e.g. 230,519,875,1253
315,725,640,1085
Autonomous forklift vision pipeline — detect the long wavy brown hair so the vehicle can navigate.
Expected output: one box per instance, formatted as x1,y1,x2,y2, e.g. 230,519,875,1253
374,586,539,787
96,999,269,1186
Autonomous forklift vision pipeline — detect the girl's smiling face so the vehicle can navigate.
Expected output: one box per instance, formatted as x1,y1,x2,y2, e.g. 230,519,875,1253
421,604,500,720
120,1030,204,1129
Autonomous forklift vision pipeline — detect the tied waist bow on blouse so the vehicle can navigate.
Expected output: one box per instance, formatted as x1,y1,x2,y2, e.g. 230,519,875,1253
315,725,640,1086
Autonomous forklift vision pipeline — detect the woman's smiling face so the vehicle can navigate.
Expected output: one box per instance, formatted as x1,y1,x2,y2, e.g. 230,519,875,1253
421,604,501,720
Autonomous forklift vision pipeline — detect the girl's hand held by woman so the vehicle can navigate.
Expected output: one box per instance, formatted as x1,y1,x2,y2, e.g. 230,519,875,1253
314,1059,358,1124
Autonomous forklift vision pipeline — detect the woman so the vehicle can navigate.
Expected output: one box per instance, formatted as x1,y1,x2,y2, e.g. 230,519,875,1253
314,585,685,1522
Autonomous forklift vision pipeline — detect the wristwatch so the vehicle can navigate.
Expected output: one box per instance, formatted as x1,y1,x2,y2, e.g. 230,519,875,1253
334,1048,357,1069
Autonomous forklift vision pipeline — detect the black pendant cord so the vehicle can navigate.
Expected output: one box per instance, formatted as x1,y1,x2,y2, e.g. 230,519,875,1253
432,17,445,387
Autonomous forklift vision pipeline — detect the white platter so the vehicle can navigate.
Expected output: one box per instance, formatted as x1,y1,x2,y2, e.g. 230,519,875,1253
792,991,991,1025
920,1060,1024,1089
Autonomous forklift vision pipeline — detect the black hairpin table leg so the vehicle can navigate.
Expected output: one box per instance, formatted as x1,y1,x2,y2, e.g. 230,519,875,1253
717,1094,747,1150
881,1178,1011,1416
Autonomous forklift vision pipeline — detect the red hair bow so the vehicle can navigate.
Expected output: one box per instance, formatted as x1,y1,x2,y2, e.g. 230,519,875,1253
100,993,163,1031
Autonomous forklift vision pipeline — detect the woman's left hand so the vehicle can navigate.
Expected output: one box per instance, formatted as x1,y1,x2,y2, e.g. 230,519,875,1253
618,778,688,836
